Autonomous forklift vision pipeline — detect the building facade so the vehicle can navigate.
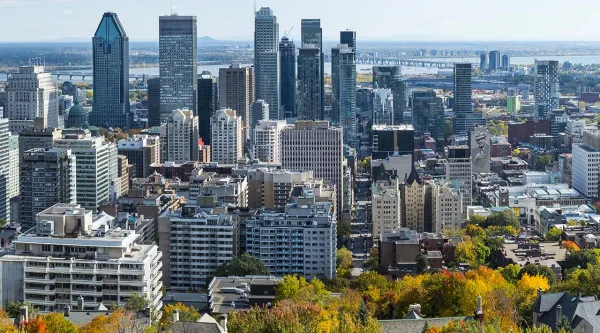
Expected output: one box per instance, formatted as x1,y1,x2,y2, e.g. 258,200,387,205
279,37,296,119
572,130,600,199
372,66,407,124
254,7,280,120
253,120,286,163
446,146,472,220
147,77,161,127
301,19,324,119
219,65,254,140
211,109,243,164
166,109,199,163
372,188,401,240
117,135,160,179
372,125,415,160
534,60,559,120
331,44,357,148
197,73,218,145
297,46,322,121
372,88,394,125
412,90,445,148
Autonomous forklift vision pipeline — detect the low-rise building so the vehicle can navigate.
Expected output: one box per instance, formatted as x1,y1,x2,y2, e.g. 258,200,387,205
189,171,248,207
207,275,281,314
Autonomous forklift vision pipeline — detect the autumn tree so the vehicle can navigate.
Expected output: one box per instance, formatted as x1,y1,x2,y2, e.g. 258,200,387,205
364,247,379,272
336,247,354,278
276,275,330,304
158,303,201,331
561,240,580,253
518,265,556,285
39,313,76,333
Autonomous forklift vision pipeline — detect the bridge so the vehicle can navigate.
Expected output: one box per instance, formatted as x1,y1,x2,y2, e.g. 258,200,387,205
0,71,157,81
356,57,455,68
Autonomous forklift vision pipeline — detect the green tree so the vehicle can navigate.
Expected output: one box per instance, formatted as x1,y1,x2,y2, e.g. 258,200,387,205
535,154,553,171
556,315,573,333
416,253,429,273
213,253,269,278
563,249,600,272
498,264,521,284
124,292,148,313
467,215,487,226
483,210,520,229
546,227,563,241
6,301,38,319
358,299,369,326
337,247,354,270
364,247,379,272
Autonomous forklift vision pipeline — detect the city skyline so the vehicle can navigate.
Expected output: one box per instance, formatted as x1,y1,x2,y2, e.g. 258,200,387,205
2,0,600,42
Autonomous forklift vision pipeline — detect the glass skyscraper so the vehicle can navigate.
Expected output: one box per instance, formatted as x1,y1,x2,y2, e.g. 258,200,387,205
301,19,324,119
159,15,198,116
90,12,131,129
279,37,296,119
332,43,357,148
254,7,280,120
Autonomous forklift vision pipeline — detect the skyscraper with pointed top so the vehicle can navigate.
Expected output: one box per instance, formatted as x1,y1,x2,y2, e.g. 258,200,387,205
254,7,280,120
90,12,131,129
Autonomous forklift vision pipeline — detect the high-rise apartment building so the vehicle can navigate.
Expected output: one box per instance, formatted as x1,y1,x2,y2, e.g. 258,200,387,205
253,120,286,163
166,109,199,163
251,100,269,136
534,60,559,120
117,135,160,178
5,66,59,133
372,188,401,240
54,131,115,210
254,7,280,119
18,119,62,164
488,50,501,71
197,73,218,144
116,155,130,196
158,205,237,290
453,63,484,135
412,90,445,148
159,15,198,115
20,148,76,228
340,30,356,52
279,37,296,119
219,64,254,140
211,109,243,164
373,66,407,124
297,46,322,121
372,88,394,125
0,203,163,311
0,117,10,220
431,181,463,231
479,53,488,72
147,77,161,127
572,130,600,199
281,121,344,218
372,124,415,160
245,195,336,279
301,19,324,119
446,146,472,220
90,12,131,129
331,44,357,148
8,134,19,202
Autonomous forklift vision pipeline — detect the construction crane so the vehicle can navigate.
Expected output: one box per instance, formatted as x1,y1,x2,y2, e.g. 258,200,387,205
283,26,293,39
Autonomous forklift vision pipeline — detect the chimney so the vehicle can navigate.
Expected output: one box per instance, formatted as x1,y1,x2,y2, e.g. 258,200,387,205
20,306,28,323
537,287,543,299
78,295,84,310
408,304,421,315
219,314,227,331
474,295,484,321
172,310,179,323
64,305,71,317
144,306,151,319
556,305,562,326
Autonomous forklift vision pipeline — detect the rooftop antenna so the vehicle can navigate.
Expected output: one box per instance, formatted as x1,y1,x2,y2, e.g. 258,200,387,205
170,0,173,15
254,0,256,13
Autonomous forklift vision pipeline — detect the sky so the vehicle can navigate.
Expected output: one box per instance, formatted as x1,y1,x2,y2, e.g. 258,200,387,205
0,0,599,42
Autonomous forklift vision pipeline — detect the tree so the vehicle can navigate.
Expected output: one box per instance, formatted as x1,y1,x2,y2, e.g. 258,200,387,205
416,254,429,274
358,299,369,326
6,301,38,320
498,264,521,284
546,227,563,241
275,275,329,304
158,303,201,331
483,210,520,229
39,313,76,333
518,265,556,285
563,249,599,271
212,253,269,281
124,292,148,313
464,224,486,239
337,247,353,270
516,273,550,311
535,154,552,171
467,215,487,226
21,317,48,333
556,315,574,333
364,247,379,272
421,321,429,333
561,240,580,253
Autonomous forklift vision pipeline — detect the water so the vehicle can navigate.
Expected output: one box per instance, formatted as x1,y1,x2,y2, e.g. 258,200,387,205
417,55,600,65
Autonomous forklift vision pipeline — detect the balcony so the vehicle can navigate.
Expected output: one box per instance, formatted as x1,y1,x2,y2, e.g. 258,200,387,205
71,278,102,285
24,277,55,284
120,279,144,286
71,289,103,296
25,298,56,307
24,266,48,273
24,287,56,295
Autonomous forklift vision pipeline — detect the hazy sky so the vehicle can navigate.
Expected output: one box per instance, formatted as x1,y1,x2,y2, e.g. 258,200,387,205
0,0,599,42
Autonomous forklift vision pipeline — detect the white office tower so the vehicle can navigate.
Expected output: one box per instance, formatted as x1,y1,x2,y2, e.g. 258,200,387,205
158,205,236,290
5,66,58,133
54,131,114,210
211,109,243,164
254,7,280,119
0,117,9,220
246,191,336,279
372,88,394,125
432,181,463,231
0,203,163,311
281,121,344,219
372,188,401,240
166,108,199,163
446,146,472,220
8,134,19,200
253,120,286,163
573,130,600,199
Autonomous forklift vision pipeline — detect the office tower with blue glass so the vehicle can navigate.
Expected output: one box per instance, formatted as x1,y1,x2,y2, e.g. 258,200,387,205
279,37,296,119
373,66,408,124
453,63,484,136
90,12,131,129
298,46,322,121
412,90,445,149
332,43,357,148
301,19,324,118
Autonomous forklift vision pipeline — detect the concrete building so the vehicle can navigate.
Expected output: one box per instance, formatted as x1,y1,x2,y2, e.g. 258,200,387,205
372,88,394,125
534,60,559,120
147,77,161,127
5,66,59,132
211,109,243,164
253,120,286,163
0,203,163,311
372,188,401,240
8,134,19,201
117,135,160,178
412,90,445,148
254,7,280,119
90,12,131,129
279,37,296,118
446,146,472,219
297,45,322,121
404,168,425,232
372,66,408,125
240,168,314,209
301,19,324,119
20,148,76,228
197,73,218,145
432,181,463,231
0,117,11,220
116,155,130,196
189,172,248,207
18,119,62,164
245,194,336,279
159,15,198,115
281,121,344,218
331,44,357,147
54,131,115,210
251,100,269,137
166,109,199,163
219,65,254,140
378,229,420,275
372,124,415,160
158,205,237,290
573,130,600,199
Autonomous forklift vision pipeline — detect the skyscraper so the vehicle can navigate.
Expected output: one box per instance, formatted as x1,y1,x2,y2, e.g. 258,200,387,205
534,60,559,120
90,12,131,129
211,109,243,164
279,37,296,119
372,88,393,125
147,77,161,127
446,146,472,220
159,15,198,115
373,66,407,124
371,124,415,160
488,50,501,71
453,63,484,135
197,73,217,144
166,109,199,163
479,53,488,72
5,66,58,132
0,117,9,220
254,7,280,120
340,30,356,52
412,90,445,148
219,64,254,140
297,46,322,121
502,54,511,71
331,44,357,148
301,19,324,118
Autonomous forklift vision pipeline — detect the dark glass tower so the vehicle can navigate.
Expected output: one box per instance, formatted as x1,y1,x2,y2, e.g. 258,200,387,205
297,46,322,121
279,37,296,119
90,12,131,129
340,30,356,52
147,77,161,127
301,19,324,119
197,73,217,145
412,90,445,148
373,66,407,124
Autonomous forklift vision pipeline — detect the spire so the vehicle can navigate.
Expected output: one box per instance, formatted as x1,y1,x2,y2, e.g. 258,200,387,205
406,166,422,185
